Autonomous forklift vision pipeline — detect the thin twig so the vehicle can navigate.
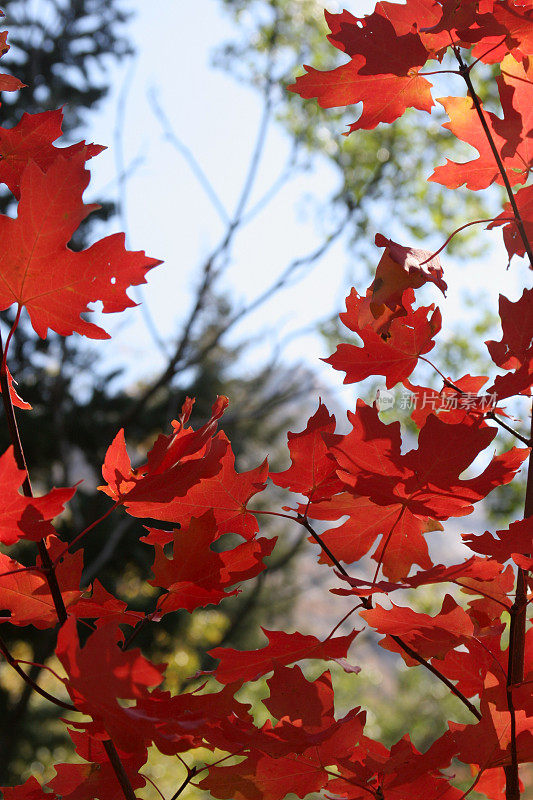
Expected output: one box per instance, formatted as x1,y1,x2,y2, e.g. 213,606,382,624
148,87,230,225
0,329,68,625
389,634,481,720
52,500,121,568
453,48,533,800
169,767,198,800
115,60,168,357
0,635,75,712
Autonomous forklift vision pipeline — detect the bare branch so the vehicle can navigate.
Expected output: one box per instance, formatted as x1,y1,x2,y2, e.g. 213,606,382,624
148,86,230,225
114,58,169,357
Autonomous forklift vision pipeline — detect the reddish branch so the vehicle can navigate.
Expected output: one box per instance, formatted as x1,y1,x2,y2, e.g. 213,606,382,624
262,511,482,720
0,328,68,625
103,740,138,800
453,49,533,800
0,634,75,712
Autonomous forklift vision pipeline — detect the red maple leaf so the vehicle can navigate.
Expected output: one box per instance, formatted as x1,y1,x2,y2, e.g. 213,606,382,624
127,682,254,757
270,401,342,501
56,618,165,752
331,402,523,519
471,2,533,63
99,395,235,520
0,778,55,800
361,594,474,663
124,436,267,537
403,374,500,429
148,512,275,614
450,685,533,768
47,730,147,800
430,55,533,190
0,151,161,338
488,182,533,263
376,0,453,58
70,580,144,626
0,446,74,545
484,288,533,399
302,493,439,580
0,535,84,628
287,8,434,132
0,30,25,93
0,109,104,198
308,403,528,579
209,627,359,685
328,732,462,800
201,666,366,800
372,233,447,314
487,289,533,370
462,515,533,562
438,624,507,698
324,289,441,388
0,367,32,411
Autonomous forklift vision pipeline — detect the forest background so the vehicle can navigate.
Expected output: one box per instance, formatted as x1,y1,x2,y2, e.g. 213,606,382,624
0,0,529,795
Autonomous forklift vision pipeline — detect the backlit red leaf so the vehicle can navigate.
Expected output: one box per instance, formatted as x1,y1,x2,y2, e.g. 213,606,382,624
0,446,74,545
210,628,359,685
0,151,161,338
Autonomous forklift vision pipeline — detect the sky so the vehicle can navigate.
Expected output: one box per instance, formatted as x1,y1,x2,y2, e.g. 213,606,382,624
79,0,530,411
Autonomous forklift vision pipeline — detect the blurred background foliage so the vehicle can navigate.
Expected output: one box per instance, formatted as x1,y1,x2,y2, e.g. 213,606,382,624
0,1,526,797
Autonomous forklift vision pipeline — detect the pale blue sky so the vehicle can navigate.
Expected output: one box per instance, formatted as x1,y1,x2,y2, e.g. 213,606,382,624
81,0,529,405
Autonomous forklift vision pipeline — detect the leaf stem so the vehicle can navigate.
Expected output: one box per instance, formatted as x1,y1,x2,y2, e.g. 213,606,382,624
51,500,121,568
0,329,68,625
486,411,531,446
1,304,22,372
418,218,513,265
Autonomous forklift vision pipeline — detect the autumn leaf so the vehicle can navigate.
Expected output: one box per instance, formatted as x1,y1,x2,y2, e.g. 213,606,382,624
209,628,359,685
0,367,32,411
0,536,84,628
361,594,474,663
0,778,55,800
0,446,74,545
287,8,434,132
56,618,165,752
47,730,147,800
486,289,533,370
325,289,441,388
148,512,275,614
270,401,342,501
403,374,499,429
462,515,533,562
0,30,25,93
371,233,446,315
488,183,533,264
0,151,161,338
0,109,104,198
301,493,438,580
430,57,533,190
100,397,234,523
